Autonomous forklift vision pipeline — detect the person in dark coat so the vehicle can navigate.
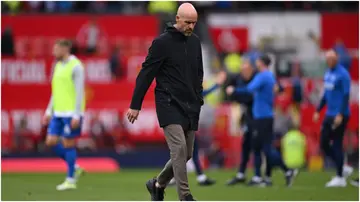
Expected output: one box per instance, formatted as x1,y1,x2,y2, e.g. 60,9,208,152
127,3,201,201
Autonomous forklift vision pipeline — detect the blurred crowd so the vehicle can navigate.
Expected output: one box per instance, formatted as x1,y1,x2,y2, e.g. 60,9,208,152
2,1,358,14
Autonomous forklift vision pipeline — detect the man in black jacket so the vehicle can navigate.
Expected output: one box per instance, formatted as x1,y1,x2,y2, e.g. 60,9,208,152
224,60,264,186
127,3,201,201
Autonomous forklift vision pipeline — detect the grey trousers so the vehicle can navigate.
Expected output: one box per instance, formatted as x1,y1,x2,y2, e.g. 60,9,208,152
157,124,195,200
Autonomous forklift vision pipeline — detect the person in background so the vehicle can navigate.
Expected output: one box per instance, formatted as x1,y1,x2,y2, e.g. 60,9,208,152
224,51,242,74
1,27,15,56
108,46,123,80
3,1,21,15
76,18,104,55
225,59,263,186
147,1,178,33
313,49,353,187
226,55,297,187
42,39,85,191
281,124,306,169
57,1,73,13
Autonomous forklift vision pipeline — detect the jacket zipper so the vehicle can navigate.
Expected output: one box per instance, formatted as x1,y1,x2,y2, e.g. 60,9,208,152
184,41,191,109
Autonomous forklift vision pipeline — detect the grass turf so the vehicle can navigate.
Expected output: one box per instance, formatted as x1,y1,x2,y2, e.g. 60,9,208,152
2,169,358,201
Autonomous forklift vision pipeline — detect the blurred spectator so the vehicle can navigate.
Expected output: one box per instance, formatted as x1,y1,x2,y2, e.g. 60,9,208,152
76,18,105,55
291,62,303,105
1,27,15,56
108,46,123,80
87,1,106,13
57,1,73,13
224,51,242,74
27,1,43,13
206,141,225,168
215,1,233,9
3,1,21,15
148,1,178,33
274,105,293,139
333,39,352,71
70,39,79,55
113,115,133,153
44,1,56,13
90,116,115,150
13,117,35,152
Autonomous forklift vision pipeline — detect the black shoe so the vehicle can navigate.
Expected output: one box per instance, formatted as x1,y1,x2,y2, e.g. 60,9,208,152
183,194,196,201
260,179,273,187
146,178,165,201
247,178,263,187
226,176,246,186
285,169,298,187
350,178,359,187
198,178,216,186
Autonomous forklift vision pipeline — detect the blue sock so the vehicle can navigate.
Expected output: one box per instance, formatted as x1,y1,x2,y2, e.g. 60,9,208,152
64,147,77,179
192,137,203,176
51,142,66,160
254,150,262,177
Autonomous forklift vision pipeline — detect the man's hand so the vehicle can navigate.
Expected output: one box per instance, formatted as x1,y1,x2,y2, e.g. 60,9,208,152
313,112,320,122
71,118,80,129
273,84,280,93
333,114,343,128
226,86,235,96
42,114,51,126
215,71,227,85
127,109,140,124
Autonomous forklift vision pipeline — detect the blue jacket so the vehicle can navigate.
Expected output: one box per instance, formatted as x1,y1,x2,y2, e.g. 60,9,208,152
317,64,351,117
234,70,275,119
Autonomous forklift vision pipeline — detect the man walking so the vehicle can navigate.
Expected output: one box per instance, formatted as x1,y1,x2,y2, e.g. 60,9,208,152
313,49,351,187
127,3,201,201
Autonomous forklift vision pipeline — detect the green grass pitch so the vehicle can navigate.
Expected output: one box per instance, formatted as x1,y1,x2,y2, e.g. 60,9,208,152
2,169,358,201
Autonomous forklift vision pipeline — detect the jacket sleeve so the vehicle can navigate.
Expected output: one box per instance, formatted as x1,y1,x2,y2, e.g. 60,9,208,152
202,84,219,97
197,43,204,105
340,70,351,115
130,38,166,110
235,73,264,94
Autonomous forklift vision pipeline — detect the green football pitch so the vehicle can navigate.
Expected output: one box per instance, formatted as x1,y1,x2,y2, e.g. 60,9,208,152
2,169,358,201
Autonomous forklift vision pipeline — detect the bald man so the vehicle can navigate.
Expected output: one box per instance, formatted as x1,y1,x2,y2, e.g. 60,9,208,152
127,3,200,201
313,49,351,187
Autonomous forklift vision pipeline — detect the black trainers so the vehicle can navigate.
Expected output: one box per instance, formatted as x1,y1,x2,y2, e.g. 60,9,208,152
183,194,196,201
226,176,246,186
247,178,263,187
146,178,165,201
260,179,273,187
285,169,298,187
198,178,216,186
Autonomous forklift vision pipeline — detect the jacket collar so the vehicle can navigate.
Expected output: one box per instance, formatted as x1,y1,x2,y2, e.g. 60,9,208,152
165,22,187,41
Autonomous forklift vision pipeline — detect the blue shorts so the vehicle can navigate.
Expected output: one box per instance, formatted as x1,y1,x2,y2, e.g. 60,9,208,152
48,116,83,138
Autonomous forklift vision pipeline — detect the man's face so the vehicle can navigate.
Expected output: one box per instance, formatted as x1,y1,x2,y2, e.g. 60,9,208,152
325,50,338,68
255,59,263,70
53,44,66,60
241,61,253,81
176,14,197,36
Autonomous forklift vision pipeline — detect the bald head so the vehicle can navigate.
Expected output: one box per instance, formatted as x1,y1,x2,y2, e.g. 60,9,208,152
175,3,198,36
241,59,254,81
325,49,338,68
